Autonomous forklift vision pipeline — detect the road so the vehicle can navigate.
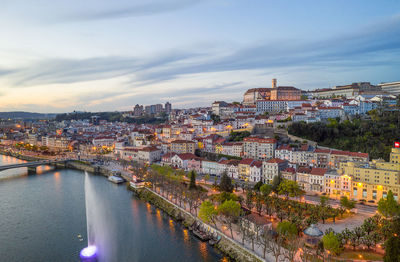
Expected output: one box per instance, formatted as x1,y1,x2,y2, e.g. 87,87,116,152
303,194,377,214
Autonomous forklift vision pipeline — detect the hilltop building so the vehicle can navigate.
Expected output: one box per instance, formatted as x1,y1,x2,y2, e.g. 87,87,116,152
243,79,301,105
378,81,400,96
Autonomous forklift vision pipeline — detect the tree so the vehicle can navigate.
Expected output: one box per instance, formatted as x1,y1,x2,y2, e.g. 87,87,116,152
271,175,282,193
210,113,221,123
204,173,210,183
340,196,355,213
253,181,263,191
378,190,400,218
199,200,218,228
384,216,400,261
219,172,234,192
319,206,331,224
384,236,400,262
260,184,272,197
322,232,343,256
245,190,254,210
362,217,377,235
319,195,329,207
330,207,340,224
189,170,196,190
257,228,272,259
236,217,250,245
277,221,298,241
255,192,263,215
277,179,303,199
362,234,375,250
270,234,284,262
212,192,238,204
218,200,241,239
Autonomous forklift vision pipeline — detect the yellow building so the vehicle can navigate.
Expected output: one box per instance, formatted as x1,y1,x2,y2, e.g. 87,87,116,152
238,158,254,180
170,140,196,154
390,146,400,163
340,147,400,203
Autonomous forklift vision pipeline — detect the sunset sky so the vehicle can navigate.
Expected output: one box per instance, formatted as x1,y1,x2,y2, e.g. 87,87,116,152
1,0,400,113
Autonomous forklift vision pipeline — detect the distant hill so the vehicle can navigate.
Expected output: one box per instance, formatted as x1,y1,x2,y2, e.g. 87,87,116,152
0,111,56,120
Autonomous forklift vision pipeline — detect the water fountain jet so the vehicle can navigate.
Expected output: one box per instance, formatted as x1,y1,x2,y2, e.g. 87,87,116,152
80,172,112,262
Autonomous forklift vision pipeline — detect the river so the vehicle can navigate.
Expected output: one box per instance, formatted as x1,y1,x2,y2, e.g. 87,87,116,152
0,155,227,262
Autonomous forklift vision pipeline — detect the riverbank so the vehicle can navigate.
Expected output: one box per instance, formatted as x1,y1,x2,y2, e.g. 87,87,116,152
133,187,266,262
0,151,266,261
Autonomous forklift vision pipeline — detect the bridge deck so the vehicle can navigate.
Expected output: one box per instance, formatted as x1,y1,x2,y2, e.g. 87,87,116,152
0,160,72,171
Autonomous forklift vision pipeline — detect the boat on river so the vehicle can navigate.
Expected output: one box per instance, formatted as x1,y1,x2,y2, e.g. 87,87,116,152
108,175,125,184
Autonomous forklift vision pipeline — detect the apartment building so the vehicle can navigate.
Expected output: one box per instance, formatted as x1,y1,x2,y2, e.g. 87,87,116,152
262,158,288,183
218,142,243,157
243,137,277,161
340,147,400,203
171,140,196,154
238,158,255,180
324,170,352,198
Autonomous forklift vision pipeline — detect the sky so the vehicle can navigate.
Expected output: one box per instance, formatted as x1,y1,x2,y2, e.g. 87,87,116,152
0,0,400,113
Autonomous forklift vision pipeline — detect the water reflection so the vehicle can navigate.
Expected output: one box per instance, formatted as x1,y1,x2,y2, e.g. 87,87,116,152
155,209,162,227
53,171,61,192
183,229,189,244
169,219,175,233
199,241,208,260
0,155,227,262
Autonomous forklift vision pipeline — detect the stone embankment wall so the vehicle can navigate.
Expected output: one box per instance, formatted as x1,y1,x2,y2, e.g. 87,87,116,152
133,187,266,262
66,161,115,178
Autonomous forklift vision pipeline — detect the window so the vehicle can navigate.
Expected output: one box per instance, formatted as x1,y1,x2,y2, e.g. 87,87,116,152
362,189,367,198
353,188,357,197
383,192,387,199
372,190,377,200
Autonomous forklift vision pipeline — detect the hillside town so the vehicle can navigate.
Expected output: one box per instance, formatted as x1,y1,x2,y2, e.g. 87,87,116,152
1,79,400,261
1,79,399,206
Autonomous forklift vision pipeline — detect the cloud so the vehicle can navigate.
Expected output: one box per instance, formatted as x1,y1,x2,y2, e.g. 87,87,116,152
4,49,203,87
55,0,204,22
124,14,400,85
2,15,400,92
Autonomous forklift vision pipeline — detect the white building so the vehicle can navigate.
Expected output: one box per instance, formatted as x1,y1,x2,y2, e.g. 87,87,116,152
262,158,288,183
317,106,344,119
137,146,161,164
249,161,263,182
243,137,277,161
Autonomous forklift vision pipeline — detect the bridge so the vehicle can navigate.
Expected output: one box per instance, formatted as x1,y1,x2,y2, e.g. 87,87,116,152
0,159,72,174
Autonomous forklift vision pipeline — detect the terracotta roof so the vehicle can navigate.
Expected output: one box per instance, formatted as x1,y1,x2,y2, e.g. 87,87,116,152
310,168,328,176
139,146,159,152
176,153,197,160
162,152,177,159
276,145,292,151
298,167,312,173
239,158,255,165
243,137,277,143
250,161,263,168
171,139,195,144
244,88,272,94
266,158,286,164
318,106,343,110
283,167,296,174
314,148,331,154
331,150,368,158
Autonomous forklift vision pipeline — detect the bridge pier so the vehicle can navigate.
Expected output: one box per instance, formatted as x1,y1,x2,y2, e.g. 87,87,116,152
27,166,37,175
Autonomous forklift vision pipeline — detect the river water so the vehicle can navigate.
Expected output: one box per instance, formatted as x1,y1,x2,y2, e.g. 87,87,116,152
0,155,227,262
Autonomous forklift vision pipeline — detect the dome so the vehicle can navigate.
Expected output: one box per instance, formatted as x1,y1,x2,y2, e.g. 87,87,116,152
303,224,323,237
